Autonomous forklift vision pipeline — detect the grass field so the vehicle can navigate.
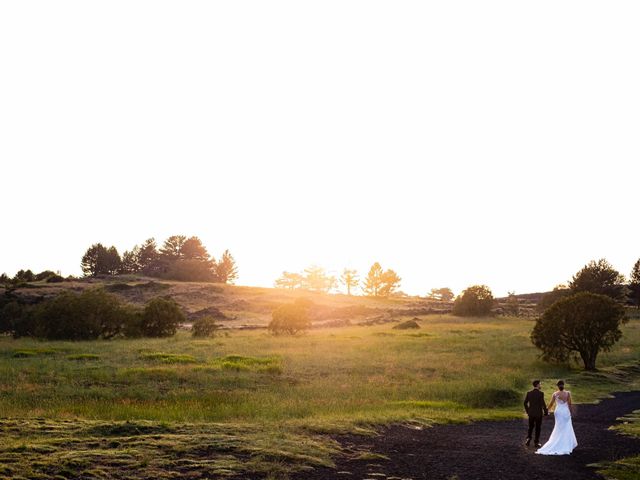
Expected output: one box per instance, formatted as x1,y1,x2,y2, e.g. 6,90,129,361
1,313,640,479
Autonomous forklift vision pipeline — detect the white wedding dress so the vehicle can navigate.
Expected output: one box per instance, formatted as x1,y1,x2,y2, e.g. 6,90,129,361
536,391,578,455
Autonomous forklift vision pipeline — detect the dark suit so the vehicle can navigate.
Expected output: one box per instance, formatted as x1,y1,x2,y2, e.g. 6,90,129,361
524,389,548,443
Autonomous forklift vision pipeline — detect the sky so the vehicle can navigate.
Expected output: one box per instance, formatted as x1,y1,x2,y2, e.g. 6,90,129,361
1,1,639,297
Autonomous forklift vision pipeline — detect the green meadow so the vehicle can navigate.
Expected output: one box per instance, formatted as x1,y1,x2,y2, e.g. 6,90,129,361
1,314,640,479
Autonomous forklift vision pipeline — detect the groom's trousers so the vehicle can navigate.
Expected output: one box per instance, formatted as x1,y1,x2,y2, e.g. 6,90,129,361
527,415,542,443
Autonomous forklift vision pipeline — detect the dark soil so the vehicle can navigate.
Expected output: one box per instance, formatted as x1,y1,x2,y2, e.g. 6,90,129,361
297,391,640,480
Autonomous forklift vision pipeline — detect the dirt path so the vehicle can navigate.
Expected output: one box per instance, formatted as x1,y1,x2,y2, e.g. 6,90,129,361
297,391,640,480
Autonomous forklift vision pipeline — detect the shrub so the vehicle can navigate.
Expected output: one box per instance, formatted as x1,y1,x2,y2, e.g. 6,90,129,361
531,292,627,370
269,302,311,335
452,285,494,316
192,316,219,337
33,289,132,340
46,274,64,283
140,297,185,337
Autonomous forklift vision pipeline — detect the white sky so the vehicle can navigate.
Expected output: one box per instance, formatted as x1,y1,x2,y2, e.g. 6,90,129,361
1,1,639,297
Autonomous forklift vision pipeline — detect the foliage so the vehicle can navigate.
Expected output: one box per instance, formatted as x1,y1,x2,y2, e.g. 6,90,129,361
274,271,304,290
162,259,216,282
81,243,122,277
140,297,185,337
452,285,494,316
160,235,187,260
216,249,238,284
531,292,627,370
302,265,336,293
362,262,401,297
503,291,520,316
191,316,219,337
569,258,627,302
537,284,572,312
269,300,311,335
629,259,640,308
340,268,359,295
428,287,454,302
30,289,133,340
362,262,384,296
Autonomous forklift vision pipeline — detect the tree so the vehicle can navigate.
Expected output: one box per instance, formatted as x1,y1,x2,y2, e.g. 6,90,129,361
216,250,238,284
503,291,520,317
120,245,142,274
13,269,35,283
629,259,640,309
138,238,160,273
340,269,359,295
452,285,494,316
379,269,401,297
160,235,187,260
569,258,626,302
428,287,455,302
81,243,122,276
140,297,184,337
181,236,210,261
531,292,627,371
274,271,304,290
302,265,336,293
268,300,311,335
362,262,384,296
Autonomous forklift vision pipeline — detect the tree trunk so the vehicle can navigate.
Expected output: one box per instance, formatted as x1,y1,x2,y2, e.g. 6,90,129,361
581,351,598,371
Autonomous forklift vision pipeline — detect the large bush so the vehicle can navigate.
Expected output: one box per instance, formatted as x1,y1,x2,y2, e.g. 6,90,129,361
269,301,311,335
140,297,185,337
531,292,627,370
31,289,133,340
452,285,494,316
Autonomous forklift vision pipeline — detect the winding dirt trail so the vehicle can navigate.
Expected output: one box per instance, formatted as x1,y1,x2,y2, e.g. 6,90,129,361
297,391,640,480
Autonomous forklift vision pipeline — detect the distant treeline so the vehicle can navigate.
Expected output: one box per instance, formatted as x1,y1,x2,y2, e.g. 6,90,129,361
81,235,238,283
275,262,402,297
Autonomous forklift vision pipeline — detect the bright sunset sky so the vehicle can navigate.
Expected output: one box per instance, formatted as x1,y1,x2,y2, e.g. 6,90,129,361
1,2,639,297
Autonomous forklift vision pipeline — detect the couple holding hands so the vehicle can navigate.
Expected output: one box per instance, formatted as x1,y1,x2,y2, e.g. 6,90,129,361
523,379,578,455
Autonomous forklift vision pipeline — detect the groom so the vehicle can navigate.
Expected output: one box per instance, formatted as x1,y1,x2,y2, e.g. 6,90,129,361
523,380,548,447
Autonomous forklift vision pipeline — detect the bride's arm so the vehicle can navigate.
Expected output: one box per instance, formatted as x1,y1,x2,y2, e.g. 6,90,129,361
567,391,572,407
547,392,556,411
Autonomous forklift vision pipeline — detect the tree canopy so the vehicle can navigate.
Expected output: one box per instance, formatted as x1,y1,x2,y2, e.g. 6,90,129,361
569,258,626,301
531,292,627,370
452,285,494,316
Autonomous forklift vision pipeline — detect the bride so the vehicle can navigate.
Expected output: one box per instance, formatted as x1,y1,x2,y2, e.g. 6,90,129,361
536,380,578,455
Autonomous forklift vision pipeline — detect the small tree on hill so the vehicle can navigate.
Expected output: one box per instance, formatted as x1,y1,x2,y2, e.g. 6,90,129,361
531,292,627,371
428,288,454,302
340,269,359,295
160,235,187,261
452,285,494,316
274,271,304,290
181,236,210,261
302,265,336,293
362,262,384,296
379,269,401,297
269,300,311,335
629,259,640,309
216,250,238,284
569,258,626,302
81,243,122,276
